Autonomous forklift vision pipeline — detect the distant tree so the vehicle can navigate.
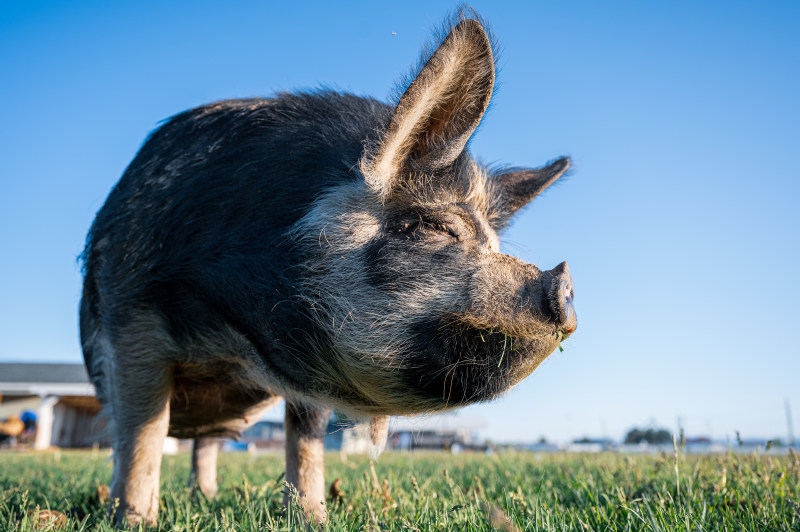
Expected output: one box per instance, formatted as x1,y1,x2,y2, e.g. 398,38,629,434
624,427,672,444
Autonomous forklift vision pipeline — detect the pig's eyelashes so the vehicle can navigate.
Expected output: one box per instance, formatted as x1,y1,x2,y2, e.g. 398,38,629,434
421,220,461,241
398,219,461,241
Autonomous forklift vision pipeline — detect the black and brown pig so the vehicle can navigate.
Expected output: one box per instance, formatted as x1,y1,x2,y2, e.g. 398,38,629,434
80,10,576,526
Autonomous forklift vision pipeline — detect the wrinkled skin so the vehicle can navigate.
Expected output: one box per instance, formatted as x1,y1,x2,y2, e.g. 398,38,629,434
79,11,576,527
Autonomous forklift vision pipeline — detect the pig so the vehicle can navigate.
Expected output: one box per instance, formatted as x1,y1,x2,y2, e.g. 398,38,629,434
79,10,576,527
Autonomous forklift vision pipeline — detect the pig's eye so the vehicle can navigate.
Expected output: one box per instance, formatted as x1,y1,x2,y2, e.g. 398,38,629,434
397,216,463,241
421,219,461,241
442,225,461,240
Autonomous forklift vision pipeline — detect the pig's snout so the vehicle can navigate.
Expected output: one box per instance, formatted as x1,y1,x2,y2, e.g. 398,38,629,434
542,261,576,335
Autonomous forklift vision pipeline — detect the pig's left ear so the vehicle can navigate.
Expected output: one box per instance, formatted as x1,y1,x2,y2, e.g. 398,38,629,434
492,157,570,227
361,17,495,199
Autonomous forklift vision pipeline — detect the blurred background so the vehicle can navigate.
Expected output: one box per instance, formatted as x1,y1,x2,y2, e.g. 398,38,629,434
1,0,798,449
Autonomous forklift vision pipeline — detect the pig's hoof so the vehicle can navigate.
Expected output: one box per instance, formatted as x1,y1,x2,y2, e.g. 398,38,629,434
197,482,218,498
113,508,157,529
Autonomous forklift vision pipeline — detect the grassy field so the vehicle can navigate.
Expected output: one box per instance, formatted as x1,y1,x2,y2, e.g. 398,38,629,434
1,448,798,531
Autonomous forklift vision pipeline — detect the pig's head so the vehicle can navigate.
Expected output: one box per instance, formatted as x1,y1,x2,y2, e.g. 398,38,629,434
293,15,575,416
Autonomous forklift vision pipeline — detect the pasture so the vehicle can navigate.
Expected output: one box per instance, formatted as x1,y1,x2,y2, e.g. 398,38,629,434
1,449,798,531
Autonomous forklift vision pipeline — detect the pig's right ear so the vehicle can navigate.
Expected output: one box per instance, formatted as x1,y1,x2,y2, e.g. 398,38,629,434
361,17,495,199
491,157,571,228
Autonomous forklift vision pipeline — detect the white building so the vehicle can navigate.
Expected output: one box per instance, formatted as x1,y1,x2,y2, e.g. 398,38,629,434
0,363,108,449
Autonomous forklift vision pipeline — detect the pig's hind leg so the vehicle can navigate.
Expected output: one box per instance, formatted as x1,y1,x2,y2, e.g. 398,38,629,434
102,317,176,527
190,437,220,497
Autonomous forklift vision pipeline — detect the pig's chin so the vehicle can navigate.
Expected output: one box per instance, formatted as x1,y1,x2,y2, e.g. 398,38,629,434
401,318,561,409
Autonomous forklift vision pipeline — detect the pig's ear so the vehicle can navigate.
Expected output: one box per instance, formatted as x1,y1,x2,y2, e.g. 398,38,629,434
492,157,571,226
361,17,495,198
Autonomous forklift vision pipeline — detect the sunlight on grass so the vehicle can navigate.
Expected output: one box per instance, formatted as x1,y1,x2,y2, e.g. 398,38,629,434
0,449,798,530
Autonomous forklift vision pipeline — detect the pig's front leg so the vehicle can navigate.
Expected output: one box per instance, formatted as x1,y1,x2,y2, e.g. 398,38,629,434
284,401,330,524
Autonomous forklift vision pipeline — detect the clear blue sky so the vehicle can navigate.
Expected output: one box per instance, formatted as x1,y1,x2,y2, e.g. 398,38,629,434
1,0,798,443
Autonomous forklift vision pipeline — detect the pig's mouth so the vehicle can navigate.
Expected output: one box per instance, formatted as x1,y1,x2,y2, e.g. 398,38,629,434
466,326,563,379
400,316,568,408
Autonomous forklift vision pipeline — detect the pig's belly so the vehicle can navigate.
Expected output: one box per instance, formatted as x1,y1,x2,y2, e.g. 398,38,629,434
167,375,280,439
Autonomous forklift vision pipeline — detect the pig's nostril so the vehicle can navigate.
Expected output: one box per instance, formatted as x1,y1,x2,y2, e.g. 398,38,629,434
561,280,572,302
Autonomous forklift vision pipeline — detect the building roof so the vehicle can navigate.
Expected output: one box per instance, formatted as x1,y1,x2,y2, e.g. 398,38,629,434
0,363,90,384
0,363,94,396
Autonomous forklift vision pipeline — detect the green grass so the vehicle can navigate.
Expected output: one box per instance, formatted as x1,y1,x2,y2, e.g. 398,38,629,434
1,449,799,530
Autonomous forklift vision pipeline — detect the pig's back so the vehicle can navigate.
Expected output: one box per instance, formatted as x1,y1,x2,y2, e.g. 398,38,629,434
82,91,390,344
89,92,389,266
